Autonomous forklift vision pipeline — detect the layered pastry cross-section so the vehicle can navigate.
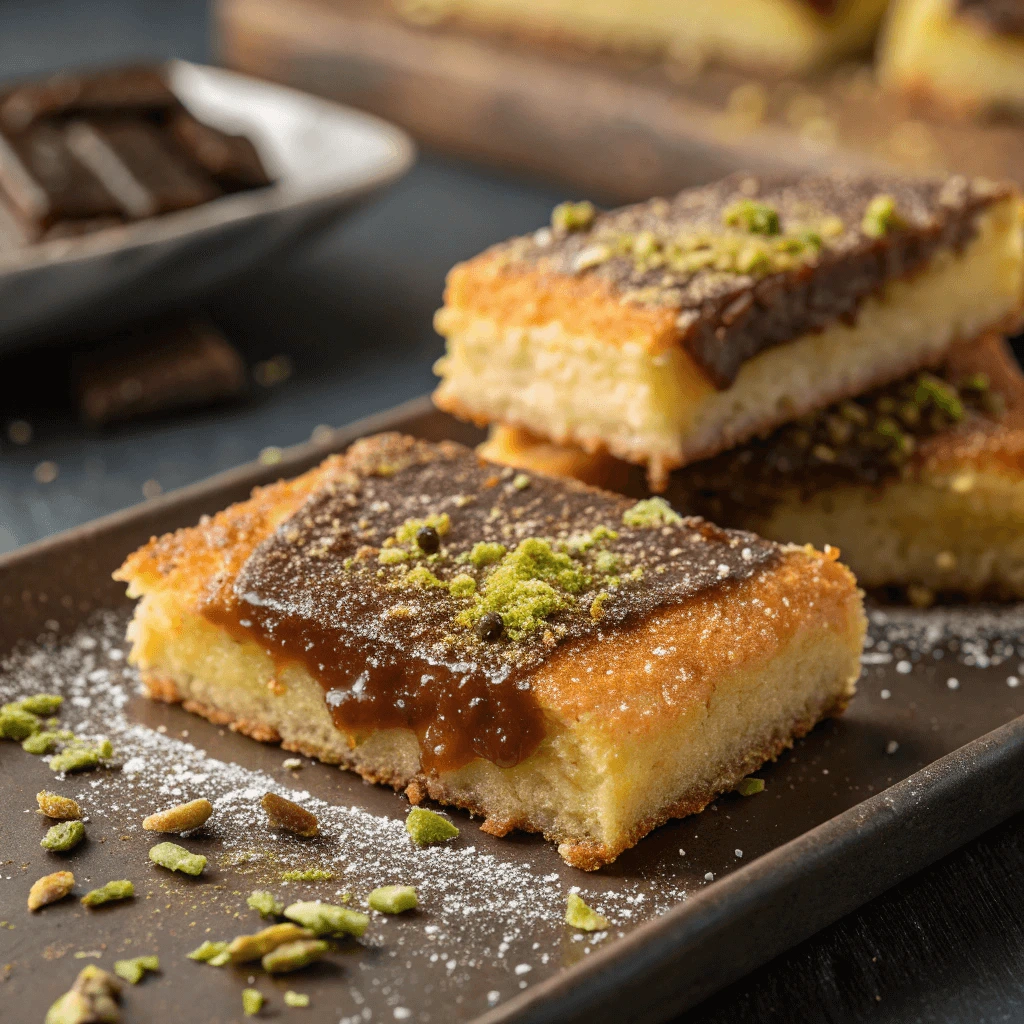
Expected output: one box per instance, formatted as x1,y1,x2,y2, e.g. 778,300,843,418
115,433,865,868
879,0,1024,115
483,334,1024,601
433,172,1024,489
396,0,890,76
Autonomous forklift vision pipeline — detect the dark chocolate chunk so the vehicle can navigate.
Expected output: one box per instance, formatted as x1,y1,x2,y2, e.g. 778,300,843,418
0,124,122,233
0,66,177,133
74,319,246,426
65,118,221,219
168,112,271,191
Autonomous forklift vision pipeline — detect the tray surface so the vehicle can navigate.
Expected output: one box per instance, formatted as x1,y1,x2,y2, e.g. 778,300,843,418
2,402,1024,1023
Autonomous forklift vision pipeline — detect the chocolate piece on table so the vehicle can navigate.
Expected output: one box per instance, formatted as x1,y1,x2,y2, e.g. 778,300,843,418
0,66,178,134
75,319,246,426
65,119,221,220
168,111,271,191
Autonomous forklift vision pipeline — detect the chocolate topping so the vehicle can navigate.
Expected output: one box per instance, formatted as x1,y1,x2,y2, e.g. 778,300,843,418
201,434,778,773
505,173,1008,387
955,0,1024,37
667,364,1006,521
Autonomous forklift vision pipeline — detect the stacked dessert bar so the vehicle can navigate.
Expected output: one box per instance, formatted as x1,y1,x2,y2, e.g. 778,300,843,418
434,170,1024,601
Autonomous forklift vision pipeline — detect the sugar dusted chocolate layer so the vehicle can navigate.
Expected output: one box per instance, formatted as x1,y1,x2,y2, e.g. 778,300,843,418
500,173,1008,387
201,434,778,773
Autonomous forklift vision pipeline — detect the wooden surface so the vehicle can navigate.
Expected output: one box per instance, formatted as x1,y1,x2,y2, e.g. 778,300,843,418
5,2,1024,1021
217,0,1024,203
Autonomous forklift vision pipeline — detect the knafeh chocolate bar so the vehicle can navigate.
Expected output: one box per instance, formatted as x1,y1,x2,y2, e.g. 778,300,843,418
116,433,865,869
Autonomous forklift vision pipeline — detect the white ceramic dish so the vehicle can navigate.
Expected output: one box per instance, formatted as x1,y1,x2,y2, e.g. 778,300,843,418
0,60,416,349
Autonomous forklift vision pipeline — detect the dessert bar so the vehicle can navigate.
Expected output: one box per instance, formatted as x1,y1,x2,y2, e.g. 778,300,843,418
879,0,1024,115
434,172,1024,488
116,433,865,868
396,0,890,76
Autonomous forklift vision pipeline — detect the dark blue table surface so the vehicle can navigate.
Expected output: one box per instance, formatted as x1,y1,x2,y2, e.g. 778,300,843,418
3,4,1024,1022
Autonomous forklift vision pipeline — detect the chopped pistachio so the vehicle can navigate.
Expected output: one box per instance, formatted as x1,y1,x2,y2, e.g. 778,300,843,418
45,966,121,1024
622,497,683,529
378,547,409,565
735,777,765,796
861,194,902,238
143,798,213,833
551,200,595,233
448,573,476,598
566,525,618,554
248,890,285,919
187,940,230,964
723,199,780,236
113,956,159,985
242,988,264,1016
284,900,369,938
281,868,334,882
262,939,329,974
28,870,75,911
19,693,63,715
406,807,460,845
565,893,610,931
81,880,134,907
227,923,314,964
395,513,450,546
457,538,589,640
23,731,63,755
593,550,620,575
512,473,531,491
368,886,418,914
0,704,40,740
42,820,85,852
148,841,207,876
468,541,506,567
37,791,83,820
261,792,319,837
49,748,99,774
961,372,990,392
915,374,964,421
284,991,310,1008
590,592,609,621
403,565,445,589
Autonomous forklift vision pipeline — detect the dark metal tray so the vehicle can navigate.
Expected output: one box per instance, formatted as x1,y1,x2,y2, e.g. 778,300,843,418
3,397,1024,1024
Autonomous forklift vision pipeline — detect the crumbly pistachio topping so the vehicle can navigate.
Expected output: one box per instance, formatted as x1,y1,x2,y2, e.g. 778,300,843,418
551,200,596,234
37,791,83,820
187,940,231,965
28,870,75,911
622,497,684,529
284,900,369,938
248,890,285,918
262,939,329,974
261,792,320,837
48,739,113,774
406,807,460,846
113,956,159,985
45,966,122,1024
735,777,766,796
284,991,311,1007
42,820,85,852
0,703,41,740
367,885,419,914
242,988,264,1016
280,868,334,882
81,879,134,907
148,841,207,876
565,893,610,932
228,923,314,964
143,798,213,833
861,194,902,238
